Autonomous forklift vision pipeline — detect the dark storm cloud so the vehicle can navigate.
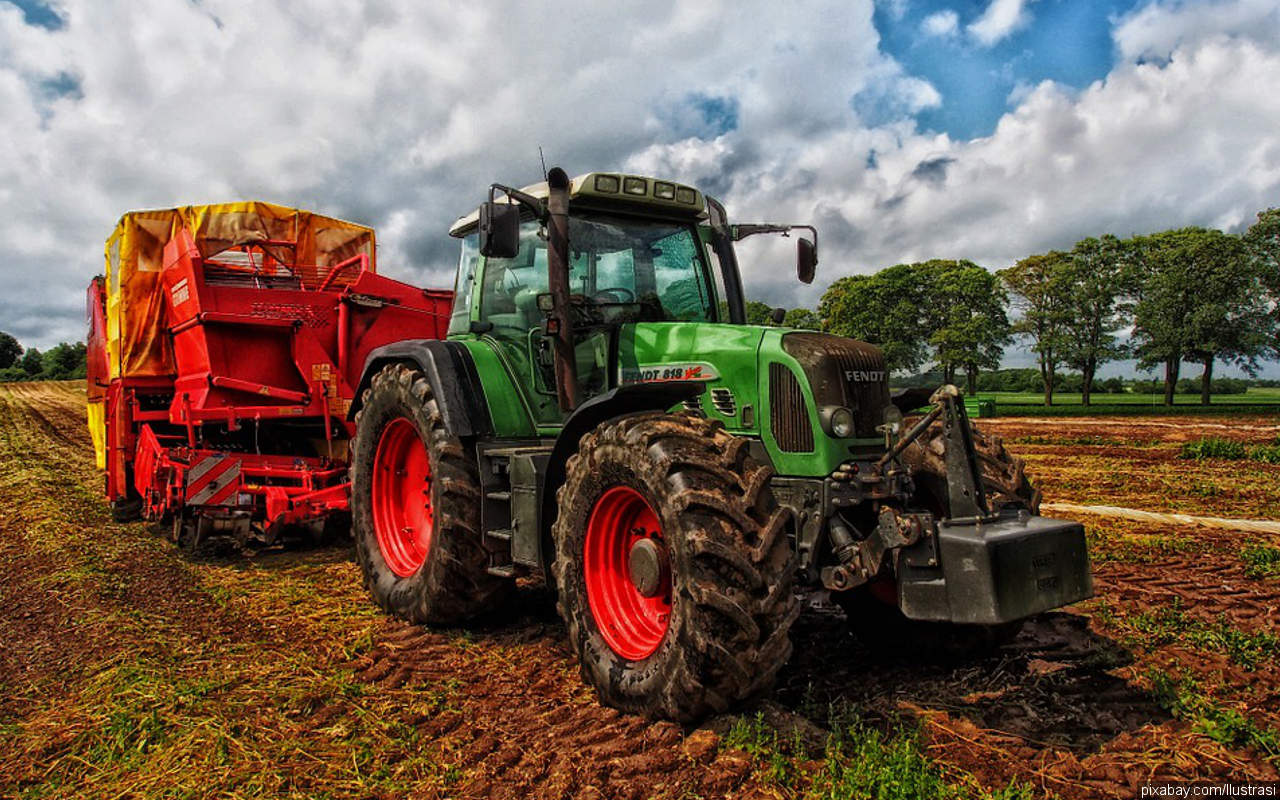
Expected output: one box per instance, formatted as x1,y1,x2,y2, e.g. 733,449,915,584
910,156,954,185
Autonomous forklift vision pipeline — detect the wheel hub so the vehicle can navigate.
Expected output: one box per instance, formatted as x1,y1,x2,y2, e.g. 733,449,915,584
628,537,668,598
370,417,433,578
583,486,672,661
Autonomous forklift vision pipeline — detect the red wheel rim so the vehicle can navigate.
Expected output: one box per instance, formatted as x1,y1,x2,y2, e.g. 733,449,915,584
584,486,671,660
371,417,433,578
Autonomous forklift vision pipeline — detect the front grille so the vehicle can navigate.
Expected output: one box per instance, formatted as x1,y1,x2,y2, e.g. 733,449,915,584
781,332,890,438
769,363,813,452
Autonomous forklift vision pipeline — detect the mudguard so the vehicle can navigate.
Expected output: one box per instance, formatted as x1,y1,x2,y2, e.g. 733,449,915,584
539,381,706,563
350,340,491,438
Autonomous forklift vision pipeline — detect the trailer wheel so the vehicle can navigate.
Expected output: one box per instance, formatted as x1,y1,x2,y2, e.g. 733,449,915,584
351,363,508,625
552,412,798,722
110,496,143,523
901,422,1041,514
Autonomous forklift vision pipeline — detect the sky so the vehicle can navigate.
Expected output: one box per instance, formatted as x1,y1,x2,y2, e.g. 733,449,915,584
1,0,1278,377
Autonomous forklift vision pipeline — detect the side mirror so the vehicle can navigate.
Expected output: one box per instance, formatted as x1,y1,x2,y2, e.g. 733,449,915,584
479,202,520,258
797,238,817,284
770,307,786,325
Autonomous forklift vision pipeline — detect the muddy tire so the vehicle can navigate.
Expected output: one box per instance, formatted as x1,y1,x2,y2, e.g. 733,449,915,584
900,422,1041,514
552,412,799,722
351,363,508,625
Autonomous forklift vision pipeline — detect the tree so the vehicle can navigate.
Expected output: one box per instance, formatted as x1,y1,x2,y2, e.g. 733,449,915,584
42,342,87,380
20,347,43,377
1000,251,1073,406
1244,208,1280,349
1180,231,1273,404
743,300,775,326
0,331,20,370
1062,235,1131,405
1128,228,1261,406
920,260,1010,395
819,264,930,374
782,308,820,330
1244,207,1280,276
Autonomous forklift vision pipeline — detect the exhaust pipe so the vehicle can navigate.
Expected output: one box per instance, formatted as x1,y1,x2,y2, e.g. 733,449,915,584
545,167,579,411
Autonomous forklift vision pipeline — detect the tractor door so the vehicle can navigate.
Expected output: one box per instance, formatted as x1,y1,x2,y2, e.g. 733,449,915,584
461,215,719,428
466,221,608,427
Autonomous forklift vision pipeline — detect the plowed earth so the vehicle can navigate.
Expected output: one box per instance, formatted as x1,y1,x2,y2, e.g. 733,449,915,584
2,383,1278,798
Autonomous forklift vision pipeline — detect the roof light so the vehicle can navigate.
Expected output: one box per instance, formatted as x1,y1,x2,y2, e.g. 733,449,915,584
594,174,620,193
653,181,675,200
676,187,697,204
623,177,647,195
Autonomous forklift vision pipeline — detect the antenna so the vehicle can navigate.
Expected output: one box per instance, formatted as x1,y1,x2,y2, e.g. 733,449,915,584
538,146,548,180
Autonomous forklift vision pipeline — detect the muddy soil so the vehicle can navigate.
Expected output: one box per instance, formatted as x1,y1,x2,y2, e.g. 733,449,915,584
2,386,1278,798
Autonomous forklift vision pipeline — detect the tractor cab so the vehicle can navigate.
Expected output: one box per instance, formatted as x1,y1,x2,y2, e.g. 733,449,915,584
447,170,816,428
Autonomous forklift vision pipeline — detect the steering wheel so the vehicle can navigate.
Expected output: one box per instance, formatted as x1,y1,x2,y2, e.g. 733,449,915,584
593,287,636,303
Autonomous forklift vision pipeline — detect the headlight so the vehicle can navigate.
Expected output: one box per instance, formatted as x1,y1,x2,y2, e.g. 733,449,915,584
822,406,854,438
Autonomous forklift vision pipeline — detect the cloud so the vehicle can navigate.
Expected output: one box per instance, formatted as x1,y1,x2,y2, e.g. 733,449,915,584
920,9,959,38
0,0,918,347
626,1,1280,317
1113,0,1280,62
0,0,1278,379
877,0,909,22
967,0,1034,47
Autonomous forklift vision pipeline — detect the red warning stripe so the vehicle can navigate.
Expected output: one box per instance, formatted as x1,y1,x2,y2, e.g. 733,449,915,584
186,455,242,506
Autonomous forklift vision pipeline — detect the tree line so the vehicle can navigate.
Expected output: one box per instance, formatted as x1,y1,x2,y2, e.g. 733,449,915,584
762,208,1279,406
0,332,88,382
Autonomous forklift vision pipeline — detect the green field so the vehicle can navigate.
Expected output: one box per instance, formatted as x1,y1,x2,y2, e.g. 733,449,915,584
978,387,1280,417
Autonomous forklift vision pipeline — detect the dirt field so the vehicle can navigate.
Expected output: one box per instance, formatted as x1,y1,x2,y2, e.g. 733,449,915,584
2,382,1278,799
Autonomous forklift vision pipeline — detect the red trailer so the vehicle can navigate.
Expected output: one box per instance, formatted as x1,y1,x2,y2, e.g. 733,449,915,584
87,202,449,547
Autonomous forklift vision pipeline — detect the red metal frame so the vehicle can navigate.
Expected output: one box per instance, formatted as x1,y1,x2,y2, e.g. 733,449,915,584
92,222,452,535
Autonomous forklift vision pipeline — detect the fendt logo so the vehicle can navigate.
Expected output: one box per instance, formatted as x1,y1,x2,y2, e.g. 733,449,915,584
845,369,886,383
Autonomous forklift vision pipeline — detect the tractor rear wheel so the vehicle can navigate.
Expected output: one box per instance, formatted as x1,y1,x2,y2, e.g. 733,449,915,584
552,412,798,722
351,363,508,625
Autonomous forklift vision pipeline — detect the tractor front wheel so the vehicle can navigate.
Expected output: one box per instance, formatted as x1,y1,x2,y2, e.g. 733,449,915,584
552,412,798,722
351,363,508,625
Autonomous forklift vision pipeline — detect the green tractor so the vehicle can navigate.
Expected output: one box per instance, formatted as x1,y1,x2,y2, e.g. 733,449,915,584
348,167,1091,721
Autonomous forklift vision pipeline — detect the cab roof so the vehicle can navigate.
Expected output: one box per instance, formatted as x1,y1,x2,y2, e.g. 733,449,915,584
449,172,707,237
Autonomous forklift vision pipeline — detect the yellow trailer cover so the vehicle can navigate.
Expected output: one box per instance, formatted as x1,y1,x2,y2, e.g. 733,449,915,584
103,202,376,379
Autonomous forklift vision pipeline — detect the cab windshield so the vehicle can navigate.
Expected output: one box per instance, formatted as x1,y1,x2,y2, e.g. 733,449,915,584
479,213,719,328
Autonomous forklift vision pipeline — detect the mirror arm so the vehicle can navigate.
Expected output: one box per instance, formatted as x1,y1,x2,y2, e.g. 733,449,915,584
731,223,818,251
489,183,549,222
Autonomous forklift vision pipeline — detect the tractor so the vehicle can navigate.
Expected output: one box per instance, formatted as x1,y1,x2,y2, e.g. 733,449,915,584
347,168,1092,721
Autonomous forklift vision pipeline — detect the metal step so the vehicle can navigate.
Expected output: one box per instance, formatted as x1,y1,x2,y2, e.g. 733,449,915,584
486,564,517,578
486,491,511,502
487,528,513,542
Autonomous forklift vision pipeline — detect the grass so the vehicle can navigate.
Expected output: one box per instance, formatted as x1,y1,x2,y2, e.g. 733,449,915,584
1241,543,1280,579
1084,525,1202,565
975,387,1280,417
1114,600,1279,671
1146,668,1280,764
724,709,1036,800
1180,437,1280,463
